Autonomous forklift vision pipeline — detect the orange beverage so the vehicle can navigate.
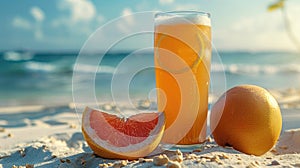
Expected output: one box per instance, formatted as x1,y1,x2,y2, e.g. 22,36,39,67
154,11,211,145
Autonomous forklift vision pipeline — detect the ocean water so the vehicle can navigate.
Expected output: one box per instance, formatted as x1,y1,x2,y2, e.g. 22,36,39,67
0,51,300,107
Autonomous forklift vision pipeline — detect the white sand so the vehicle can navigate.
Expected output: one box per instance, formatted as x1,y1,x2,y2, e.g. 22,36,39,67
0,90,300,167
1,128,300,167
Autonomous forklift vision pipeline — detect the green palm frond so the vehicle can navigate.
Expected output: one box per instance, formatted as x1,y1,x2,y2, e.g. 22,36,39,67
268,0,285,12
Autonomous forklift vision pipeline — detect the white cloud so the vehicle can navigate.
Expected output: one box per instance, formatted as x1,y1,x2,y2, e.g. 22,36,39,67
30,6,45,22
97,15,105,24
12,17,32,29
122,8,133,16
12,8,44,40
122,8,134,25
83,12,155,52
29,6,45,40
59,0,96,23
12,15,43,40
159,0,174,5
116,8,136,33
52,0,98,36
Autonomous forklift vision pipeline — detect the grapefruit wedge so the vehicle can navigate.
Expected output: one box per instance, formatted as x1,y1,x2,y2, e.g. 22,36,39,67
82,107,165,159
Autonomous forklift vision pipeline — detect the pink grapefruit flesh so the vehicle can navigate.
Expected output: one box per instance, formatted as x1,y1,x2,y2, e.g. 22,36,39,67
82,107,165,159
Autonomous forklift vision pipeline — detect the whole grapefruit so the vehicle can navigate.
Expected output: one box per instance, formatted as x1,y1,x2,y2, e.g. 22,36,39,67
210,85,282,156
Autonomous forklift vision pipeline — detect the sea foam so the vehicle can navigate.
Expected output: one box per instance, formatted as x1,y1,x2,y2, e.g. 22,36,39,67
25,61,56,72
74,63,116,74
211,63,300,74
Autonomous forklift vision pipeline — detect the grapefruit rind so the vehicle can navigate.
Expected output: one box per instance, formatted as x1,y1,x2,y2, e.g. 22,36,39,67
210,85,282,156
82,107,165,159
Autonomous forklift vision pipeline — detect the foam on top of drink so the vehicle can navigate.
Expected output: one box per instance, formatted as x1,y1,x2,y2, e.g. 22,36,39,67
155,12,211,26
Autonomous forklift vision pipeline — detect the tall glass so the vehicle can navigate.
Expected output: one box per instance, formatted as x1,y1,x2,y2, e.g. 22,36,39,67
154,11,211,146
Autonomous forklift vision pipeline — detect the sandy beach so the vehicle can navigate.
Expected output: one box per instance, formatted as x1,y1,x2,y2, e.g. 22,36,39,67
0,88,300,168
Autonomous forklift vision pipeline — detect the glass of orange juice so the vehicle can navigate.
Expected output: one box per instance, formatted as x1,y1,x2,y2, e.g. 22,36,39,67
154,11,211,148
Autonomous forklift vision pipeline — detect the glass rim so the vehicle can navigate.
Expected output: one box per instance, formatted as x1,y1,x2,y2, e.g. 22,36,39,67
155,10,211,18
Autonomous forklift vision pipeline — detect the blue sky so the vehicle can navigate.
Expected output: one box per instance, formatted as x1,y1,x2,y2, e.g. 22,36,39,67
1,0,300,51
